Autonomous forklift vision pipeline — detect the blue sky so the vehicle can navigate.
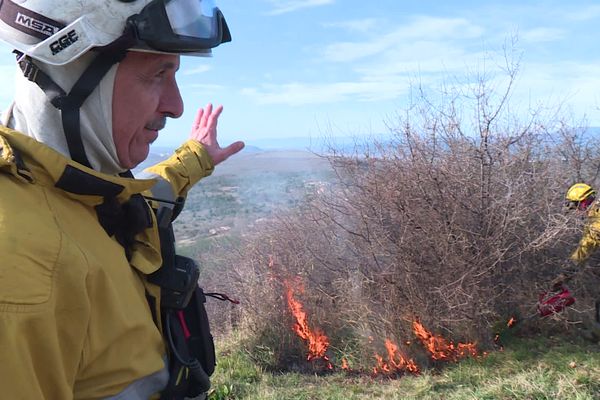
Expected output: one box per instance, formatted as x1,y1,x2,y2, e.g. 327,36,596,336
1,0,600,149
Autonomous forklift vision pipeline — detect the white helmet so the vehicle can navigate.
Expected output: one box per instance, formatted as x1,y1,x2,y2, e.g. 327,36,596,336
0,0,230,170
0,0,231,65
0,0,231,168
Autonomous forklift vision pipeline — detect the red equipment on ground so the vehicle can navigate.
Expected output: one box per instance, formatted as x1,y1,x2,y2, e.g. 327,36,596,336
537,285,576,317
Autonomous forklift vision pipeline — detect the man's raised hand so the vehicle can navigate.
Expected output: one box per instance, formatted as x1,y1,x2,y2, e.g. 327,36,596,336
190,103,244,165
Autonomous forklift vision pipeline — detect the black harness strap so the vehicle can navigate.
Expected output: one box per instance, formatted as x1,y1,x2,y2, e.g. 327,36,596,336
54,164,125,197
55,165,153,258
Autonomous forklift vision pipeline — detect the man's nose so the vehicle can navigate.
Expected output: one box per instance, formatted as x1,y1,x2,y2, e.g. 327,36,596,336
160,80,184,118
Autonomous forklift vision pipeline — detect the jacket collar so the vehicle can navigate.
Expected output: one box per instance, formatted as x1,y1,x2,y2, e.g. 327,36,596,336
0,126,162,274
0,126,154,204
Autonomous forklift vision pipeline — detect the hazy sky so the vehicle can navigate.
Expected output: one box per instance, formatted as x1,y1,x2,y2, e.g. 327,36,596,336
1,0,600,148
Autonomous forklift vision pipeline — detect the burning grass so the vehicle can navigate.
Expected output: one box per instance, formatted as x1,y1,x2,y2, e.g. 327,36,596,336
208,333,600,400
280,270,480,376
261,256,583,380
285,281,333,369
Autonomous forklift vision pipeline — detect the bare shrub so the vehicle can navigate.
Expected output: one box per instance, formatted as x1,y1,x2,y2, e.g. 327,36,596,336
201,53,600,370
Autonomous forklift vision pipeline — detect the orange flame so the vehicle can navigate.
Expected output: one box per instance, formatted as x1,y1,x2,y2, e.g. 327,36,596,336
273,256,484,373
285,282,332,368
507,317,516,328
341,358,349,370
412,320,478,361
493,333,504,351
373,339,420,375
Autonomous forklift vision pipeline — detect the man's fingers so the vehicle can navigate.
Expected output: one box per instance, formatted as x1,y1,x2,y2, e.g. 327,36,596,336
217,141,245,163
193,108,204,129
200,103,213,128
226,141,245,156
206,105,224,132
188,103,243,165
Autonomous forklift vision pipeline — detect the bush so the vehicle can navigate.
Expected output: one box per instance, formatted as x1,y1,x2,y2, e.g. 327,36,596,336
203,53,600,371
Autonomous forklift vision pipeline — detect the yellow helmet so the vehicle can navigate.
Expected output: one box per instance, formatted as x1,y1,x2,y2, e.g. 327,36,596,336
565,182,596,210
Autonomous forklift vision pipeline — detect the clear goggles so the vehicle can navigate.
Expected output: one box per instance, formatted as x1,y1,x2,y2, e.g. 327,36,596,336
128,0,231,54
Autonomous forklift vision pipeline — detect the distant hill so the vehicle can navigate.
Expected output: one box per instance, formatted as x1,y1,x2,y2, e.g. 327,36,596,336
241,144,263,153
168,149,334,254
133,147,334,255
244,135,390,152
244,137,320,151
210,149,329,176
135,142,329,174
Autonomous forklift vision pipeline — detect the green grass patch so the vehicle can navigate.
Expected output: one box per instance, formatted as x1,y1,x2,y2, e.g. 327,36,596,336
208,334,600,400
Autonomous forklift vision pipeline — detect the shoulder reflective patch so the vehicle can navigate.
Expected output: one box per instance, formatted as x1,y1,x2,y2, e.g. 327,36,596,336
140,173,178,211
104,365,169,400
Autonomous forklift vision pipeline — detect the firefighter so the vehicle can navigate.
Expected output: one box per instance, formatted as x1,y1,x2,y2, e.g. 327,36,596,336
0,0,243,398
556,182,600,342
564,183,600,264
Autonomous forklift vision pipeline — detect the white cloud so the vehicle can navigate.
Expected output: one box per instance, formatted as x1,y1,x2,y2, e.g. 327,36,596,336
323,39,389,64
240,16,492,107
348,43,478,77
265,0,334,15
515,61,600,123
182,65,211,75
241,79,412,106
564,4,600,21
323,18,379,33
521,28,565,43
322,16,484,63
187,83,226,95
240,3,600,124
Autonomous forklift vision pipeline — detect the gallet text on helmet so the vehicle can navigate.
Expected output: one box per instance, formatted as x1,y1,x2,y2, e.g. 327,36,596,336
50,30,78,55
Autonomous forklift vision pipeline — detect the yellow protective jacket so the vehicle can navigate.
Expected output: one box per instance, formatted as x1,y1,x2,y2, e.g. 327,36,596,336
0,127,214,399
570,199,600,265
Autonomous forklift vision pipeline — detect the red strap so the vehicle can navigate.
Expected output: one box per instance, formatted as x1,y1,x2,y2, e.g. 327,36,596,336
177,310,191,339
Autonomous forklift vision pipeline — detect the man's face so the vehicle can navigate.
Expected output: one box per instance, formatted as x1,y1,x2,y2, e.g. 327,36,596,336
112,52,183,169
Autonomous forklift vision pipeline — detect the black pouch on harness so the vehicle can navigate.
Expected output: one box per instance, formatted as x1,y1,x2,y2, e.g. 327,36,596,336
153,257,217,400
186,287,216,377
146,201,217,399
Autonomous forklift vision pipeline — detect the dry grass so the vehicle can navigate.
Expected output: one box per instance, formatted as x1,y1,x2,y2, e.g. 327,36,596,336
208,334,600,400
